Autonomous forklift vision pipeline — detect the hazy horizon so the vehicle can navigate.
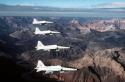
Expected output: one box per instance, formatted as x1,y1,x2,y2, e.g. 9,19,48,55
0,0,125,8
0,0,125,17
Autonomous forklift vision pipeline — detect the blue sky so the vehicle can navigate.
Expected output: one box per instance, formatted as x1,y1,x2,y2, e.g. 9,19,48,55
0,0,125,8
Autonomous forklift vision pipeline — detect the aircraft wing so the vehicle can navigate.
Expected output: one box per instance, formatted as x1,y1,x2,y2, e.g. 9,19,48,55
45,70,54,74
57,46,70,49
62,67,77,71
50,31,60,34
46,21,53,23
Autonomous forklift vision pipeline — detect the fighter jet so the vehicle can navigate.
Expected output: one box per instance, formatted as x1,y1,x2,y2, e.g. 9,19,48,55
34,27,60,35
35,41,70,51
35,60,78,74
32,18,53,25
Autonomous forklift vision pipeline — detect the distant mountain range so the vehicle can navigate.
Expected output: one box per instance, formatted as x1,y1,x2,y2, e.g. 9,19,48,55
0,4,125,12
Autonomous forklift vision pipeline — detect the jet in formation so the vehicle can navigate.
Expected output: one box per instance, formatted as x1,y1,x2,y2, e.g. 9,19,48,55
35,41,70,51
34,27,60,35
32,18,53,25
35,60,78,74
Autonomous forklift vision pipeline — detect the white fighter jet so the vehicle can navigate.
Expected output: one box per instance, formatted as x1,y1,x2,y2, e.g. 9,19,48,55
34,27,60,35
35,41,70,51
32,18,53,25
35,60,78,74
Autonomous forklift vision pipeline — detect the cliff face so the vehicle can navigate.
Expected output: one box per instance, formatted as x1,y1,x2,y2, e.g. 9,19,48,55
0,17,125,82
48,49,125,82
69,18,125,32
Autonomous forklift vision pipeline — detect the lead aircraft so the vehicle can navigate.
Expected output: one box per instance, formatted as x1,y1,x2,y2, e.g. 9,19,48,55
32,18,53,25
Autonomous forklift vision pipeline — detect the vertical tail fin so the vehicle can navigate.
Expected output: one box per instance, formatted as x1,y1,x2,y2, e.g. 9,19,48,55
36,60,46,68
37,41,44,47
34,27,41,34
35,60,46,72
33,18,38,22
36,41,44,50
33,18,38,24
